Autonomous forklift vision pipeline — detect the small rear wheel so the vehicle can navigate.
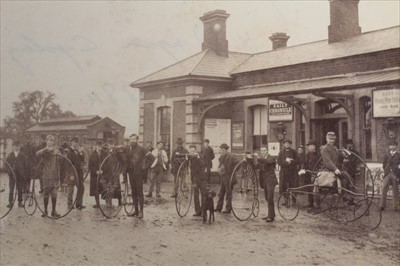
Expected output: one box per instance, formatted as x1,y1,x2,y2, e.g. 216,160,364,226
277,192,299,221
24,195,37,216
354,198,382,231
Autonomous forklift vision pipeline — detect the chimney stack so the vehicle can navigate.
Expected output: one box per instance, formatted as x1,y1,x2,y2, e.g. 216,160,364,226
269,32,290,50
200,10,229,57
328,0,362,43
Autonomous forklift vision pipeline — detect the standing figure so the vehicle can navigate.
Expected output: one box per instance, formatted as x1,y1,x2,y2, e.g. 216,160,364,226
121,139,130,184
89,140,106,208
35,135,61,217
200,139,215,185
6,140,27,208
257,146,278,223
65,137,86,210
171,138,189,198
147,141,169,198
21,137,35,193
215,143,234,214
299,140,320,209
277,140,299,204
189,145,207,217
127,134,148,218
379,140,400,211
343,139,359,178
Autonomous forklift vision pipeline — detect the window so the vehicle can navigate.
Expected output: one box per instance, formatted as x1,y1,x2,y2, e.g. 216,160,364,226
298,114,306,146
252,105,268,150
158,106,171,145
360,96,372,159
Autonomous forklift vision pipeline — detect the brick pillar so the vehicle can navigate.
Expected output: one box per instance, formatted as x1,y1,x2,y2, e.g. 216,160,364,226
138,91,145,144
185,86,203,150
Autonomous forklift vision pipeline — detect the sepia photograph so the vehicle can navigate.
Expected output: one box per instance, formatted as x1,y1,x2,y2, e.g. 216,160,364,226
0,1,399,265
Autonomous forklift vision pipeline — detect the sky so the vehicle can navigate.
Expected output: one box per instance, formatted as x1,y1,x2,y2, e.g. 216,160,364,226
1,1,399,136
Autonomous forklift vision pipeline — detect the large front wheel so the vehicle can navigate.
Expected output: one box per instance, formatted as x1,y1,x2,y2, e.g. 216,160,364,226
175,161,193,218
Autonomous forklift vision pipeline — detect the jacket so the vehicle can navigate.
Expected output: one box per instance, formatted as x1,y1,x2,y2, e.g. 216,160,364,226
6,151,27,178
218,152,233,183
127,143,148,175
190,156,207,183
258,155,278,187
171,146,189,175
304,151,320,171
383,150,400,178
320,144,342,172
277,148,298,179
150,148,169,170
200,146,215,169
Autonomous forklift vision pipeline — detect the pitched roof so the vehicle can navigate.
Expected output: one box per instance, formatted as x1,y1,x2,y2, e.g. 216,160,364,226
26,124,89,132
232,26,400,74
194,68,400,103
39,115,101,125
130,50,251,87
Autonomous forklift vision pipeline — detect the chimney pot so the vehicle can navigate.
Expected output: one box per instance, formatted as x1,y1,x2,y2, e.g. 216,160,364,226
269,32,290,50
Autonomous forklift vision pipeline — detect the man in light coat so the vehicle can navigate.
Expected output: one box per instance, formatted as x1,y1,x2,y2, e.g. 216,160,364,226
146,141,169,198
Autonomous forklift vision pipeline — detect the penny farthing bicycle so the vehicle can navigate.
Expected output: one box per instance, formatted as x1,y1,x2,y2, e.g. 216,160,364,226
229,153,259,221
0,158,17,219
175,154,194,218
97,148,133,219
24,149,79,219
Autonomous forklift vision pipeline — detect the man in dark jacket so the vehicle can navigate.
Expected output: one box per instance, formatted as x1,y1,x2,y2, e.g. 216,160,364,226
216,143,234,213
379,140,400,211
65,137,86,210
127,134,149,218
200,139,215,185
21,137,35,193
188,145,207,216
277,140,298,204
257,146,278,222
343,139,359,178
88,140,107,208
298,140,320,209
170,138,189,198
6,140,27,208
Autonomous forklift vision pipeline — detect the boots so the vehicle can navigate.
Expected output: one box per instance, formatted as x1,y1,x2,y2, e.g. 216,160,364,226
51,197,60,218
42,197,49,217
138,198,144,219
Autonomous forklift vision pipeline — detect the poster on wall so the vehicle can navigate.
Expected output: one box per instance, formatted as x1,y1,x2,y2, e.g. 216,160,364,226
372,88,400,118
204,118,231,171
268,142,280,156
232,122,244,149
268,99,293,121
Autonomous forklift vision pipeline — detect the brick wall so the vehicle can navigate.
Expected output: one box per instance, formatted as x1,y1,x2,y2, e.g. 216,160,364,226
142,84,186,100
233,49,400,88
143,103,155,144
173,100,186,143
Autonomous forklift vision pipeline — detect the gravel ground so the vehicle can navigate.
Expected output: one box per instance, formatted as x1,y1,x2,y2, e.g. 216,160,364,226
1,179,399,266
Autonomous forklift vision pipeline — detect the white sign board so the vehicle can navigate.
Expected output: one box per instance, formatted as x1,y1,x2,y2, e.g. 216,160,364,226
268,99,293,121
204,118,231,171
268,142,280,157
373,88,400,118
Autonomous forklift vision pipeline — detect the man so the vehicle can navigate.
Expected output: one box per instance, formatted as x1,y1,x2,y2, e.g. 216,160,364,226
145,141,154,152
343,139,359,178
127,134,148,218
35,135,61,217
6,140,27,208
299,140,320,209
121,139,130,184
65,137,86,210
147,141,169,198
189,145,207,217
200,139,215,185
21,136,35,193
215,143,234,213
320,132,354,203
277,140,298,204
379,140,400,211
171,138,189,198
88,140,106,208
257,146,278,223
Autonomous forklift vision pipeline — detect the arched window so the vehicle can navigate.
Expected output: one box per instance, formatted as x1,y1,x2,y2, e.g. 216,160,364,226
157,106,171,145
360,96,372,159
252,105,268,150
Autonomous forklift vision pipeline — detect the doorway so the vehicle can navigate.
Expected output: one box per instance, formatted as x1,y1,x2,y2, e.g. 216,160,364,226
313,118,348,148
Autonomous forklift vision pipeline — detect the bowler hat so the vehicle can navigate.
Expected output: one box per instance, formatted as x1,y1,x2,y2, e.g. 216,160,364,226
298,145,305,149
326,132,336,138
157,140,165,145
306,140,317,146
283,140,292,144
219,143,229,150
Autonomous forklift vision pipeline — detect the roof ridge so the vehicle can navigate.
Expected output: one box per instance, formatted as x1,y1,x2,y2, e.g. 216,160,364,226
230,54,255,74
130,50,207,86
189,49,209,74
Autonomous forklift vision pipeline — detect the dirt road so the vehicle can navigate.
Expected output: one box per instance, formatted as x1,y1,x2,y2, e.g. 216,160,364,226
1,180,399,266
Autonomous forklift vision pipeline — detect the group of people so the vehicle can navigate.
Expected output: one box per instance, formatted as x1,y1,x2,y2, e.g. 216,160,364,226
3,131,399,221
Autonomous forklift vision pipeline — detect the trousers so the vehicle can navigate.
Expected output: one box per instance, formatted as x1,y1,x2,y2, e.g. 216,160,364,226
379,172,399,210
149,165,163,193
128,168,144,211
216,175,232,211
